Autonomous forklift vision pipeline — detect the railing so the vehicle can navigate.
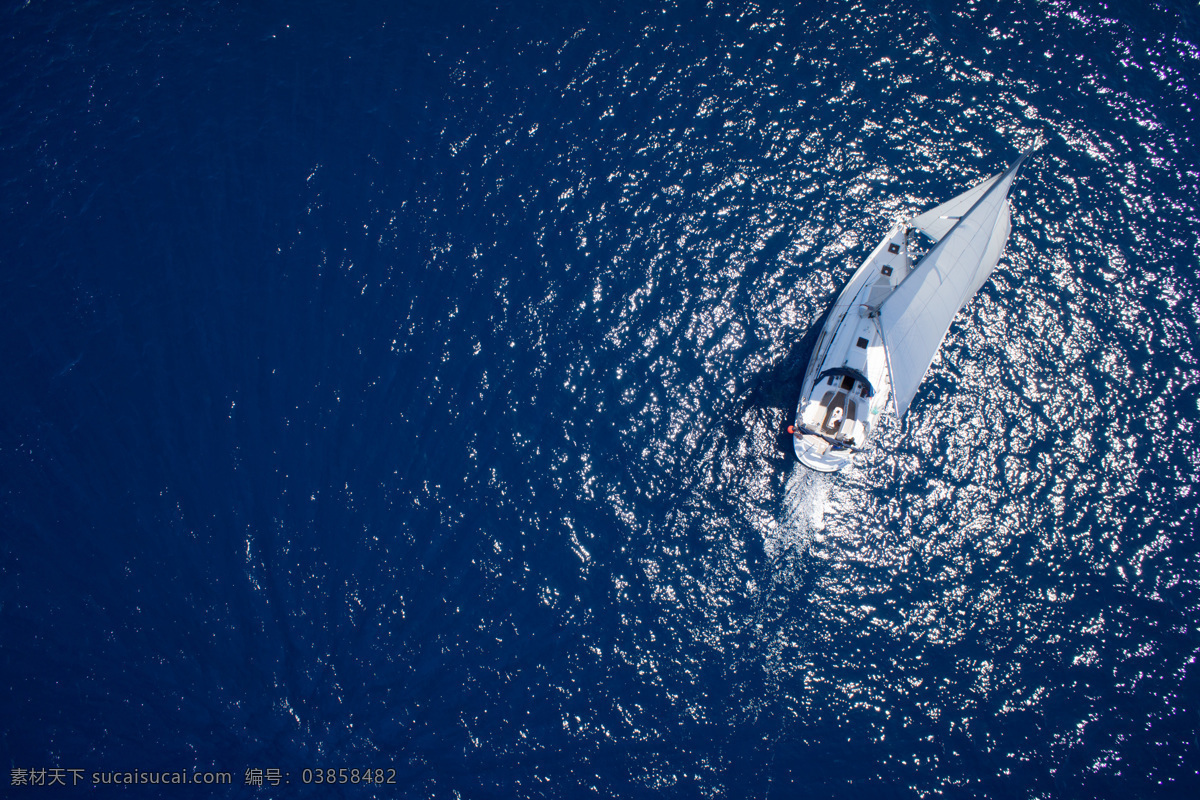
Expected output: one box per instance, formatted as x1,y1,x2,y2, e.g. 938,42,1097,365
792,424,865,453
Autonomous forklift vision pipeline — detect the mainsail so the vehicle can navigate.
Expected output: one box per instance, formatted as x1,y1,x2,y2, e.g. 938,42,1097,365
876,147,1033,419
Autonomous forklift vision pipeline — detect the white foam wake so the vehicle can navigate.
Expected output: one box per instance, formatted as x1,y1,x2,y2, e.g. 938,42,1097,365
762,467,831,559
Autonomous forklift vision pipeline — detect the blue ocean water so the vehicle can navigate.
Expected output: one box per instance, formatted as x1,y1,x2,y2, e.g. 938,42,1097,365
3,0,1199,797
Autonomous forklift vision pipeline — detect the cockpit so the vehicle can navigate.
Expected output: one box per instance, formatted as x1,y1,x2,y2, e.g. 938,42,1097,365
811,368,875,445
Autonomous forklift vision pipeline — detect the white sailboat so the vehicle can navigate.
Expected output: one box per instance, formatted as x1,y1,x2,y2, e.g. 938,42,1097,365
790,146,1033,472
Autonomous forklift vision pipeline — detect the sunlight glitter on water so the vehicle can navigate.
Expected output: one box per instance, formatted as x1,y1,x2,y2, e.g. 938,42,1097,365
55,0,1200,795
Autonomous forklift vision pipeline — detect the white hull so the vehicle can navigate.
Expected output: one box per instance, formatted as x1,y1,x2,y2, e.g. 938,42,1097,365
792,225,905,471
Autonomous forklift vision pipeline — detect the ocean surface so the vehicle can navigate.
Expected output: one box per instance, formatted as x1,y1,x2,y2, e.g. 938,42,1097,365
3,0,1199,797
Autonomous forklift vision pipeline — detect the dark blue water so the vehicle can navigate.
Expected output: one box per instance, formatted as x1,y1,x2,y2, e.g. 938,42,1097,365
3,0,1199,797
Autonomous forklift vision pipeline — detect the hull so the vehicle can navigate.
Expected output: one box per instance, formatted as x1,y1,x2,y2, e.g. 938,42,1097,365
792,224,906,471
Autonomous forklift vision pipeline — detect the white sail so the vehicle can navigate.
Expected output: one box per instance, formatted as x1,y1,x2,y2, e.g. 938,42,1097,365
910,172,1003,242
876,148,1031,419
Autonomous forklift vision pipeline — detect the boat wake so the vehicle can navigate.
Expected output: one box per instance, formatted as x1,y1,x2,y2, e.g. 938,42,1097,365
762,467,832,559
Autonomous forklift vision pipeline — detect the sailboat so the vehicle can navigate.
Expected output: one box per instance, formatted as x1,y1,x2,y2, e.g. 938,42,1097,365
790,146,1033,472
